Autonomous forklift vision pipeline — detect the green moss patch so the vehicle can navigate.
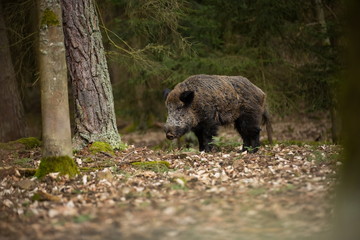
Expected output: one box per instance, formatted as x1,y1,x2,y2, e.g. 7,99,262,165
0,142,24,151
89,142,115,155
16,137,41,149
131,161,170,172
0,137,41,151
35,156,79,179
41,8,60,27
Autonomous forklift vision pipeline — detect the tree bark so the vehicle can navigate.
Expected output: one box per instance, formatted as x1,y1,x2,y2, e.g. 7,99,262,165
333,1,360,239
314,0,331,46
38,0,72,157
315,0,340,143
61,0,121,149
0,2,27,142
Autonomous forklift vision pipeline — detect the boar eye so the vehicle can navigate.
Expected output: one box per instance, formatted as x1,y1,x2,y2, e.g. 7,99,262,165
179,91,194,106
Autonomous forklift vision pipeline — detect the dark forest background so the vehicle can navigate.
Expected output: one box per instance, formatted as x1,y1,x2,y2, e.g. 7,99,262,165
2,0,344,135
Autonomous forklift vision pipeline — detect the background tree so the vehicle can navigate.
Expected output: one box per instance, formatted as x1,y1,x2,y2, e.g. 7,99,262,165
0,1,27,142
35,0,78,178
61,0,121,149
0,0,40,137
334,0,360,238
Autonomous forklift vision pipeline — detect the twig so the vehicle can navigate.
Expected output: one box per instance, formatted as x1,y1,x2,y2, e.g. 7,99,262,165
0,167,37,176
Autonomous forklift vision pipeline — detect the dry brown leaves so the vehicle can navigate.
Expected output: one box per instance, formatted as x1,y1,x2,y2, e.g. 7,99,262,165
0,143,341,240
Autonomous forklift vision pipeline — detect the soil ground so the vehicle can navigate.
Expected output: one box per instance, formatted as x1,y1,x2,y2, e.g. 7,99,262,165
0,112,341,240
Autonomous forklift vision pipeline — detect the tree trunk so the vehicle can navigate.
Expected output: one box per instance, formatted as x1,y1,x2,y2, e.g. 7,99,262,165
334,43,360,240
314,0,331,46
315,0,340,143
61,0,121,149
333,0,360,238
330,105,340,144
0,2,27,142
38,0,72,157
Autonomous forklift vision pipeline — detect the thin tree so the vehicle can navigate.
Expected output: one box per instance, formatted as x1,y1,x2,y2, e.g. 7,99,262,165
0,1,27,142
61,0,121,149
315,0,340,144
36,0,78,178
333,1,360,238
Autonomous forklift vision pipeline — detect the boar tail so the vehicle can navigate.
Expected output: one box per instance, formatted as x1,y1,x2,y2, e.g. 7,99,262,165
262,109,273,144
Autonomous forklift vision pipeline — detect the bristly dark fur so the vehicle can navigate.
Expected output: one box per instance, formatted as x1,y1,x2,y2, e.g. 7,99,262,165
164,74,273,153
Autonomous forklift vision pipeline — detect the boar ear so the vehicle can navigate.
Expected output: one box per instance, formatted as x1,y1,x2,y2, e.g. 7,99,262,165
163,88,172,100
179,91,194,105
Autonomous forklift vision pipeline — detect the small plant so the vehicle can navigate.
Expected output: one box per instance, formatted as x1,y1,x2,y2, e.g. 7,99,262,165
307,150,340,164
261,139,273,146
242,146,260,153
170,177,188,191
14,158,33,167
179,147,198,153
131,161,170,173
170,183,188,191
210,136,241,151
279,140,331,148
152,139,178,152
153,132,198,152
117,142,128,151
248,187,266,196
73,214,93,223
275,184,296,193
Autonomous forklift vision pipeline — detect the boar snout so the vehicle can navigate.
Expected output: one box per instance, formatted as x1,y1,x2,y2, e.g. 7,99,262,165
166,132,176,140
164,124,187,140
164,125,176,140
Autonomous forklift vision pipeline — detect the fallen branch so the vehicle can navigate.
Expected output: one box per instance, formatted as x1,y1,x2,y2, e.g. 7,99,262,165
0,166,37,177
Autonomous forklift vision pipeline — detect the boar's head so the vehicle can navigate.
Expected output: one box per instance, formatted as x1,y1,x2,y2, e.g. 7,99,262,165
164,90,197,140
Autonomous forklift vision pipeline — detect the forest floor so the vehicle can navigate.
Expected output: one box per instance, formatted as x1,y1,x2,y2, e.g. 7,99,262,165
0,112,342,240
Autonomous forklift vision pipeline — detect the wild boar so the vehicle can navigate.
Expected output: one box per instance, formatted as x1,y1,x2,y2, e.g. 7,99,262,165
164,74,273,153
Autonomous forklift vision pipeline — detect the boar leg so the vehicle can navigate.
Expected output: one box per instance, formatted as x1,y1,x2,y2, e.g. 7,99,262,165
247,128,260,153
193,124,218,152
235,115,261,153
193,128,205,151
